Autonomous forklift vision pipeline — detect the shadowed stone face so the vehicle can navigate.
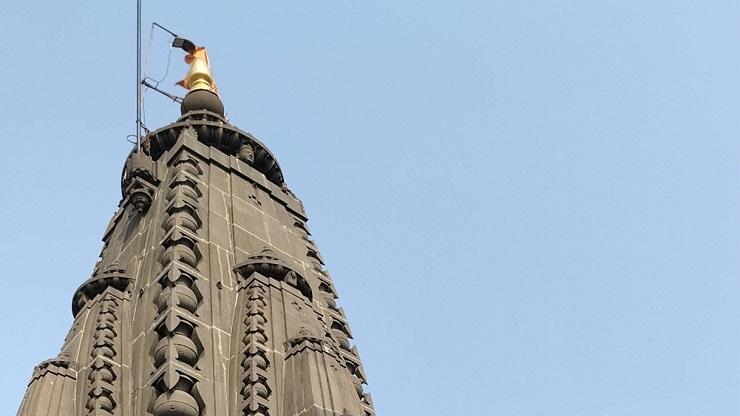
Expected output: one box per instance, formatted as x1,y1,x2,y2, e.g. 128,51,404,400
17,92,375,416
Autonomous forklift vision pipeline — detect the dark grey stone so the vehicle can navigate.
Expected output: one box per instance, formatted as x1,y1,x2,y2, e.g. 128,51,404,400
17,94,375,416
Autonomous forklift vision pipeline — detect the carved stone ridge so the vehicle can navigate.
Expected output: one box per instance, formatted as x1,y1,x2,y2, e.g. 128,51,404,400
31,357,77,384
72,262,131,317
122,150,159,213
284,334,339,360
144,111,284,185
151,150,204,416
240,280,271,416
85,295,120,414
234,248,312,300
126,150,156,182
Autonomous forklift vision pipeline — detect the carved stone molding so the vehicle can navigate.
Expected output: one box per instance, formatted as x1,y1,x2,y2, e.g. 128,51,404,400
85,295,120,415
234,248,312,301
284,330,336,360
239,280,272,416
151,149,204,416
144,111,284,186
122,151,158,214
73,262,131,317
30,357,77,384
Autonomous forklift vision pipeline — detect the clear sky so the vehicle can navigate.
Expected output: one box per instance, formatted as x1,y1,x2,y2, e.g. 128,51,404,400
1,1,738,415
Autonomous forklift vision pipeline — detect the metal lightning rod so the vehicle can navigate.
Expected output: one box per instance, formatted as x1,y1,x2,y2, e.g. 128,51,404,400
136,0,142,152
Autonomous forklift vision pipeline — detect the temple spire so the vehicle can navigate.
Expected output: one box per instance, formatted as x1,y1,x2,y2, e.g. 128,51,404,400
17,33,375,416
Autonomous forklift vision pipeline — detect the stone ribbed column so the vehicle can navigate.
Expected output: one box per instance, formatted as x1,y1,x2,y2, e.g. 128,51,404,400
84,295,120,415
239,280,272,416
151,147,205,416
296,219,376,416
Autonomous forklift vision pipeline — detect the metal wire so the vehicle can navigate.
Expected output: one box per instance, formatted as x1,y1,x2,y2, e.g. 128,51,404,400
141,22,179,131
144,45,174,88
136,0,142,152
141,41,175,129
143,23,156,88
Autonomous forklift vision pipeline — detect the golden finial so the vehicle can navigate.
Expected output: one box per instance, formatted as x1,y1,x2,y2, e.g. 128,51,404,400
177,46,218,93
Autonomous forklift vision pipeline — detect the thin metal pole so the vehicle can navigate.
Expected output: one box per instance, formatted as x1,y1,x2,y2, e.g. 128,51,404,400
153,22,178,38
136,0,142,152
142,79,183,103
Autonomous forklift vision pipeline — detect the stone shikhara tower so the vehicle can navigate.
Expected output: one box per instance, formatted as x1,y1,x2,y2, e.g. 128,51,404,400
17,45,375,416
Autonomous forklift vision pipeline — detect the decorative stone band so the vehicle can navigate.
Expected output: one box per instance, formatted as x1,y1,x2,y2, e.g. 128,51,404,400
29,358,77,385
240,280,272,416
85,295,120,415
232,249,312,416
150,150,205,416
284,334,341,360
72,263,131,317
144,110,284,186
285,229,376,416
122,151,159,214
281,331,376,416
18,355,79,416
233,248,312,301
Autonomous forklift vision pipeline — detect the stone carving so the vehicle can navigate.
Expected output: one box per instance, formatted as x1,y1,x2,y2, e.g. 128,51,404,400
238,143,255,164
123,151,158,213
239,280,271,416
291,217,377,416
285,331,330,358
18,357,78,416
73,262,131,317
151,148,204,416
234,248,312,301
31,357,77,383
17,88,375,416
281,328,368,416
85,295,119,415
146,111,284,185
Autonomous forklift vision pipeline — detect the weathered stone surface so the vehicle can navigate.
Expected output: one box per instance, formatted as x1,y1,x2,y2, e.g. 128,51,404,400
17,95,374,416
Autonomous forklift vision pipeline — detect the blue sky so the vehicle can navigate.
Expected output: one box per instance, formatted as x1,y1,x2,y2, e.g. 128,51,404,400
1,1,739,415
